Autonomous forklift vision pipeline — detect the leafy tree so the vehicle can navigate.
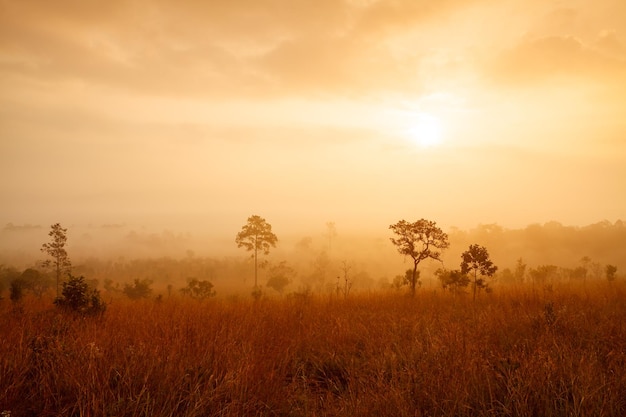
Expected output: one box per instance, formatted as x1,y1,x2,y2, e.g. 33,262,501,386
266,261,295,294
305,251,332,293
20,268,52,297
497,268,515,285
10,278,26,303
435,268,470,295
461,244,498,301
54,274,106,315
235,215,278,290
391,269,415,291
571,266,588,280
123,278,153,300
41,223,72,298
104,278,121,293
514,258,527,283
529,265,558,287
589,262,603,280
389,219,449,296
181,278,216,299
606,264,617,282
0,266,20,297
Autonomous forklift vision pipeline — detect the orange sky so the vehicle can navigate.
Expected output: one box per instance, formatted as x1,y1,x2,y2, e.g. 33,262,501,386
1,0,625,237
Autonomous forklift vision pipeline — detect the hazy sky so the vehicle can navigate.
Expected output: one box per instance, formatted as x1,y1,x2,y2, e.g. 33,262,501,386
1,0,625,237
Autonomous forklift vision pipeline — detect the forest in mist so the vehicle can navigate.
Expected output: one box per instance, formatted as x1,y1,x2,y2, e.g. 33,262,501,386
1,219,624,298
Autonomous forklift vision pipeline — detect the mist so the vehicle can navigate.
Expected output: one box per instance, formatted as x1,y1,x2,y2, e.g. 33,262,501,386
2,219,623,297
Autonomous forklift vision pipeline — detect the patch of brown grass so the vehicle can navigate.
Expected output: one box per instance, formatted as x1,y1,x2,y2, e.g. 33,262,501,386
1,282,625,416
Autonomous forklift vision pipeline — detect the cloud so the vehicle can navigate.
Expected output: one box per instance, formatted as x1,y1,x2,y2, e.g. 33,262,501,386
489,34,626,86
0,0,485,98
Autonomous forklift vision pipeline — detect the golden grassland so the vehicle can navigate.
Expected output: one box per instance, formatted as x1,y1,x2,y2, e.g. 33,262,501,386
2,282,626,416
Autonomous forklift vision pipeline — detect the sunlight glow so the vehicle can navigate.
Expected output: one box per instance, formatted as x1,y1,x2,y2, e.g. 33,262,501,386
406,113,443,148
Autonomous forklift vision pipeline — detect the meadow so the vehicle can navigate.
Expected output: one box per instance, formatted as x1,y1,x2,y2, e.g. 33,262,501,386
1,282,626,417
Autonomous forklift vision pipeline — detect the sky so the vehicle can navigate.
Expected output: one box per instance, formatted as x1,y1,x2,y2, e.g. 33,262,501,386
1,0,625,239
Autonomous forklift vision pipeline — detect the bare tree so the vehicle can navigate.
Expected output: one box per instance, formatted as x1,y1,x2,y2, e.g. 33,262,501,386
389,219,449,296
338,260,353,298
235,215,278,290
41,223,72,298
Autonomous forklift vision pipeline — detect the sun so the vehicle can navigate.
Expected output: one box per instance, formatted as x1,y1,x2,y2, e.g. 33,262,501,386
406,113,443,148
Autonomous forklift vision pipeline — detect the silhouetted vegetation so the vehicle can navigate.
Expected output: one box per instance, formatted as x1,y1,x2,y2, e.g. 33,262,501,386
40,223,72,298
389,219,449,295
461,244,498,300
436,268,470,295
2,282,626,416
235,215,278,293
54,274,106,315
266,261,295,294
123,278,153,299
180,278,216,300
0,219,625,416
606,264,618,282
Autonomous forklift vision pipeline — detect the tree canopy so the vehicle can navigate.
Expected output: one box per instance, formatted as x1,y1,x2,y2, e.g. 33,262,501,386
41,223,72,298
461,244,498,300
235,215,278,290
389,219,449,295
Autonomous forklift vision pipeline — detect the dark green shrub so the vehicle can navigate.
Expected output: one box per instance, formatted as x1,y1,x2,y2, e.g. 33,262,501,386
123,278,153,299
54,275,106,315
180,278,216,300
10,278,26,303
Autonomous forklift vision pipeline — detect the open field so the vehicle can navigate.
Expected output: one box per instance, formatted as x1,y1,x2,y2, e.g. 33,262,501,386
2,282,626,417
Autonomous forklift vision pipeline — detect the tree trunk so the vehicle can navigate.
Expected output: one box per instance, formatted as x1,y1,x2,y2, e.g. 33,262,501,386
411,262,418,296
56,257,60,299
473,269,477,302
254,246,258,289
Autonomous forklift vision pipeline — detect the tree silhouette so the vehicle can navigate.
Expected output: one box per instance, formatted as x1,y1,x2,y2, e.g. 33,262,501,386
460,244,497,301
435,268,470,296
606,264,617,282
181,278,216,299
266,261,295,294
389,219,449,296
54,274,106,315
123,278,153,300
235,215,278,290
41,223,72,298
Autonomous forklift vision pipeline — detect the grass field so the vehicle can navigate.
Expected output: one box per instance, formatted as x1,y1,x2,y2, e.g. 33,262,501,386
2,282,625,416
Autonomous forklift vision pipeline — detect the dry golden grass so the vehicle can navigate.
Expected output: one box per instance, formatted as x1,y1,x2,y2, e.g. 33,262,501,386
2,282,626,416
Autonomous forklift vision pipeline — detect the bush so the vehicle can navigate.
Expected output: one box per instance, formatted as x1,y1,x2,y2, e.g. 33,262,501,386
180,278,216,300
123,278,153,300
10,278,26,303
54,275,106,315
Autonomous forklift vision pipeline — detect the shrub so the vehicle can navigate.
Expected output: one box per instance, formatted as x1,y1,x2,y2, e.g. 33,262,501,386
180,278,216,300
54,274,106,315
123,278,153,299
10,278,26,303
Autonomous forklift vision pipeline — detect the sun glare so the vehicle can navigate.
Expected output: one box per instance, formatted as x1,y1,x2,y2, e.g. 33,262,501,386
407,113,443,148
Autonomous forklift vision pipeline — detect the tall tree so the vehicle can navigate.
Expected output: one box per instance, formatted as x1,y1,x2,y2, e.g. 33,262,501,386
235,215,278,289
389,219,449,296
41,223,72,298
460,244,497,301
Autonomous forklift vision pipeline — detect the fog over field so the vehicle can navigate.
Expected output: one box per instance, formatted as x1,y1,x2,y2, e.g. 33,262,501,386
1,219,624,297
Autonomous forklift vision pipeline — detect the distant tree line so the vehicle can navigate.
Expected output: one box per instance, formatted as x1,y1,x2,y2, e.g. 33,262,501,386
0,219,622,305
